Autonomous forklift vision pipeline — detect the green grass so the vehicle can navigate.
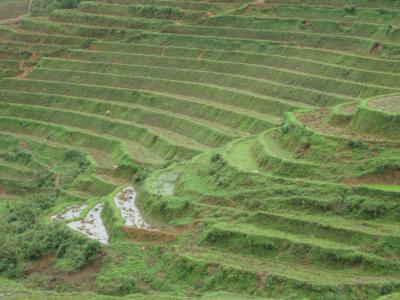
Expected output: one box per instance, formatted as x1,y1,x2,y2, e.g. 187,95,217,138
349,95,400,139
365,184,400,192
0,0,399,299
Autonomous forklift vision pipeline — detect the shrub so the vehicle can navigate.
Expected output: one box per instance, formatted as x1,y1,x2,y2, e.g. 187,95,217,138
30,0,82,16
386,24,396,36
135,168,151,183
0,235,19,276
280,121,292,134
209,153,226,176
62,149,80,161
348,139,366,149
378,8,390,14
4,149,32,163
35,171,55,188
344,4,357,14
63,149,90,172
55,0,79,9
0,199,102,277
360,199,391,218
210,153,222,163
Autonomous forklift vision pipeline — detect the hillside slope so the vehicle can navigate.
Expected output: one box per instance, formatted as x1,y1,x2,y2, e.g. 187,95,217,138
0,0,399,299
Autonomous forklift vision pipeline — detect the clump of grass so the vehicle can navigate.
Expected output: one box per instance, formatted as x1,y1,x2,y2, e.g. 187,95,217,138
347,139,366,149
280,120,292,134
379,8,391,14
209,153,226,176
386,24,396,36
35,170,54,188
4,148,32,163
62,148,90,172
134,167,152,183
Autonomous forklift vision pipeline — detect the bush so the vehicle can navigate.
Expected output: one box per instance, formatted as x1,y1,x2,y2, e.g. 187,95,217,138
280,121,292,134
209,153,226,176
62,149,90,172
0,199,102,277
30,0,82,16
62,149,80,161
47,224,102,270
210,153,222,163
378,8,390,14
35,171,55,189
360,199,391,218
344,4,357,14
0,235,19,277
4,149,32,163
134,168,152,183
55,0,79,9
348,139,366,149
386,24,396,36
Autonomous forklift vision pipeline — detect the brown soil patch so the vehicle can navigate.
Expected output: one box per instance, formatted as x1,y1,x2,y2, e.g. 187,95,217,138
301,20,313,27
370,42,383,55
347,170,400,186
257,272,266,289
0,0,29,23
24,254,103,292
369,96,400,114
87,43,97,51
295,109,391,144
340,103,358,115
121,226,177,243
16,65,35,78
244,4,253,14
30,52,39,60
197,49,207,60
254,0,268,8
19,140,30,149
0,15,26,25
54,173,60,189
243,1,272,14
295,143,310,157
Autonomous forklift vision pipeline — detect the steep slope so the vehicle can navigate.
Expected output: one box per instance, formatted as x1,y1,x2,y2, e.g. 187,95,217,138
142,100,400,299
0,0,399,299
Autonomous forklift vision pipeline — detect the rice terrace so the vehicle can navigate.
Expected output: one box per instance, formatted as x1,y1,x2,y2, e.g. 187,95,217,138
0,0,399,298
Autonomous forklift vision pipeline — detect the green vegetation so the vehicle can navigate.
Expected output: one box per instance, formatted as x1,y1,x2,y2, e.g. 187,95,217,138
30,0,83,17
0,0,399,299
350,95,400,139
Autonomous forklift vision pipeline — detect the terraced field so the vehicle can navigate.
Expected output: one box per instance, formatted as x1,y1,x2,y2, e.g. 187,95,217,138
0,0,399,299
0,0,30,21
